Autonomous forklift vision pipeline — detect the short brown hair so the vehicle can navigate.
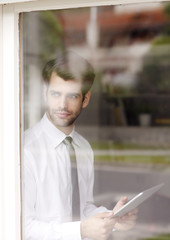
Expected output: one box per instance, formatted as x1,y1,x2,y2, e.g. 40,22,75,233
42,51,95,96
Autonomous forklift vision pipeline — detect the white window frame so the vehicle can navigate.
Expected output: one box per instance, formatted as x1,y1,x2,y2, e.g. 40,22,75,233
0,0,169,239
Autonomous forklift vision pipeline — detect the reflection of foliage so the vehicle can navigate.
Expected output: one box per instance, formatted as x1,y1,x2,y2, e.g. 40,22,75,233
94,155,170,166
152,3,170,45
164,3,170,19
39,11,64,63
105,83,134,97
140,233,170,240
91,141,170,150
136,3,170,94
160,3,170,37
135,104,153,114
136,46,170,94
153,36,170,45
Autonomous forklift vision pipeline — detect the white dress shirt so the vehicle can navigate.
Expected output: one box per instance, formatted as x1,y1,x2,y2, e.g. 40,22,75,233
23,113,107,240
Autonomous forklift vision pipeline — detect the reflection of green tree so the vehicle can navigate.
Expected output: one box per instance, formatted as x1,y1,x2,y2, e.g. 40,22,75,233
136,4,170,94
153,3,170,44
136,47,170,94
140,233,170,240
39,11,64,64
163,3,170,36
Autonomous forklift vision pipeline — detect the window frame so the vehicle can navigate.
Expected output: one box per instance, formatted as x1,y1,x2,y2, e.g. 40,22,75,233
0,5,3,240
0,0,169,239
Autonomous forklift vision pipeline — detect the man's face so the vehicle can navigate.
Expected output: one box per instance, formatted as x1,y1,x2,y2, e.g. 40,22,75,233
44,72,90,133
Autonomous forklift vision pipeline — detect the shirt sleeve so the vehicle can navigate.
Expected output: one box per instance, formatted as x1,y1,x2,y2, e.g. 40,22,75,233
22,151,81,240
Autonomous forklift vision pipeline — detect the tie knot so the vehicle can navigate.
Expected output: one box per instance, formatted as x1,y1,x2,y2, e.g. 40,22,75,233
63,136,73,146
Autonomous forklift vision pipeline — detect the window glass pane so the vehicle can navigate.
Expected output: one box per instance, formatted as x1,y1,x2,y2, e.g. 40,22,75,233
22,3,170,240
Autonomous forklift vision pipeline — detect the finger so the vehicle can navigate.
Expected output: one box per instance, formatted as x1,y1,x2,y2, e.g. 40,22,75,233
123,208,138,220
115,220,136,231
119,209,138,220
122,219,136,227
117,218,137,231
118,207,138,220
113,196,128,213
104,217,118,231
95,211,113,219
119,214,137,222
128,208,138,216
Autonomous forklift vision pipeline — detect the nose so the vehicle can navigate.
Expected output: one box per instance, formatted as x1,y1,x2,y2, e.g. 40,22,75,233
59,95,67,110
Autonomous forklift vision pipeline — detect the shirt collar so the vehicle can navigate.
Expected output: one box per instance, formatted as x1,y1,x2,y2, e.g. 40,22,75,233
41,113,80,148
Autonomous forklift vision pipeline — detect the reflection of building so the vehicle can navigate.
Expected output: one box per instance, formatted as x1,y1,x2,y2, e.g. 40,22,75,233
61,6,168,47
56,5,170,129
23,4,170,133
59,5,169,85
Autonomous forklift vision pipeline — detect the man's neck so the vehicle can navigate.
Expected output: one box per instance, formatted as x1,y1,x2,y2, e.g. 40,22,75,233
56,125,73,135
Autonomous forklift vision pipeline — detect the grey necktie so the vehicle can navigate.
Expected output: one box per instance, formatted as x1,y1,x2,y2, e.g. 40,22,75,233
63,136,80,220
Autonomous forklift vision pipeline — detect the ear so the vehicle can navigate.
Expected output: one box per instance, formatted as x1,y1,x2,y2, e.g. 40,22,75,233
82,91,91,109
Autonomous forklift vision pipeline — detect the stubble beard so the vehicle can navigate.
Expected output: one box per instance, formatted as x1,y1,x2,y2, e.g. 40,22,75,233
47,107,82,129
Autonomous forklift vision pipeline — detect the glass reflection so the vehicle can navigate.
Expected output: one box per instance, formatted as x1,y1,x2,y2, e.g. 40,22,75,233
22,3,170,239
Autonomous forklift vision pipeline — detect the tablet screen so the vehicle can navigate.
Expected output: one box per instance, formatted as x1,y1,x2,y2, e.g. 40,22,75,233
113,183,164,218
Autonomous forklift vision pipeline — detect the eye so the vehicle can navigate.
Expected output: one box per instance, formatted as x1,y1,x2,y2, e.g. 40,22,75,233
50,91,60,97
68,94,79,99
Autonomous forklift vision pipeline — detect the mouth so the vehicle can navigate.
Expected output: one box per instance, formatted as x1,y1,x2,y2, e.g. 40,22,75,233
54,111,71,118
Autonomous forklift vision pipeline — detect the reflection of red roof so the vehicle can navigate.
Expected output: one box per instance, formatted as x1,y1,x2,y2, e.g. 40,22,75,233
99,9,168,30
59,8,168,32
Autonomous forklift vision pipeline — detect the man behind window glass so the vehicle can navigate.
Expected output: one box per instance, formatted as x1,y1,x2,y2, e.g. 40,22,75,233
23,51,137,240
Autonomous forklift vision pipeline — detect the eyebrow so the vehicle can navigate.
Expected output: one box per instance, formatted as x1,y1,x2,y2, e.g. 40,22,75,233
49,90,82,96
49,90,59,93
68,93,81,96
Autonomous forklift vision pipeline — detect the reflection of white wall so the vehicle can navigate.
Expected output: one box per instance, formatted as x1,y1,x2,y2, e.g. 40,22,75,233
110,43,151,88
112,72,136,88
97,43,151,88
97,43,151,72
70,43,151,72
71,43,151,89
128,43,151,72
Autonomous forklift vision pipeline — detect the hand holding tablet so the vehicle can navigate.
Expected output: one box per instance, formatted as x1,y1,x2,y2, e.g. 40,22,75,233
112,183,164,218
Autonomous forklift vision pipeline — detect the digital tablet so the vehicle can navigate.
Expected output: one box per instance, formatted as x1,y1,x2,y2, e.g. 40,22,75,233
112,183,164,218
